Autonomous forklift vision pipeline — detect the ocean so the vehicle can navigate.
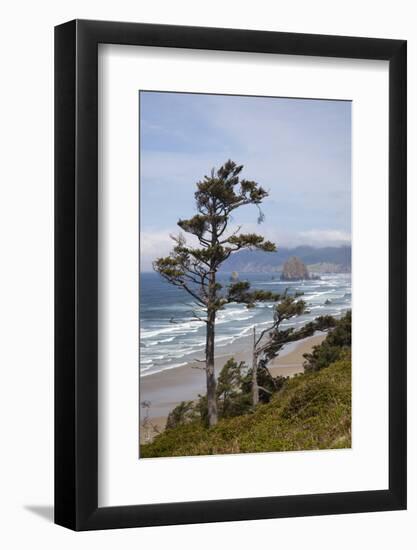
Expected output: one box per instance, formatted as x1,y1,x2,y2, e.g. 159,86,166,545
139,272,351,377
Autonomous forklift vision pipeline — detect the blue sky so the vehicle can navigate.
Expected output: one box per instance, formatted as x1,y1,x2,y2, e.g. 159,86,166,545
140,91,351,271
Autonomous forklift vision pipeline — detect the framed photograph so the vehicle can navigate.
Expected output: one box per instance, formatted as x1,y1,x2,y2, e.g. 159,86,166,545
55,19,406,530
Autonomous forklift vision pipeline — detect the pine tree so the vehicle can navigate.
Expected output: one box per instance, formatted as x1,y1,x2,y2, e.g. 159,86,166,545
250,293,307,405
154,160,277,426
250,301,339,404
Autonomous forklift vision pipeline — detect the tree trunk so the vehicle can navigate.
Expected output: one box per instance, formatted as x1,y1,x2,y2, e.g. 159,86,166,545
206,307,218,426
252,326,259,406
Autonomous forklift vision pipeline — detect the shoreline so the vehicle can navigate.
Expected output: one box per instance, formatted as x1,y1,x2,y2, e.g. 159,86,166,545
139,332,325,443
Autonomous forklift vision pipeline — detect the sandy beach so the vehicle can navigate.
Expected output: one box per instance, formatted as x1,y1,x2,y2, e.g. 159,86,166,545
139,333,325,442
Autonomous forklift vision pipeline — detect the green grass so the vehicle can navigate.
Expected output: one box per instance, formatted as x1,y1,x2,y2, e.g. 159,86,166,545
140,355,351,458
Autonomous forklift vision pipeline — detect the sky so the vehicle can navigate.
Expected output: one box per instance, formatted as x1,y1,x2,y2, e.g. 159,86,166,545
140,91,351,271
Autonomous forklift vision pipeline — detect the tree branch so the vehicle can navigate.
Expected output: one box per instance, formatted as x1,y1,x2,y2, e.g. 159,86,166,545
255,319,281,348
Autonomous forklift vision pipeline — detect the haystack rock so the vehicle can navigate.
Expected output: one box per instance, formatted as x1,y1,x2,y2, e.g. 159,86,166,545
280,256,310,281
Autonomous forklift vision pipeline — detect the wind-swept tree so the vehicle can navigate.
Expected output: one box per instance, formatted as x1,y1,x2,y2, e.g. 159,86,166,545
250,298,339,405
154,160,277,426
250,293,307,406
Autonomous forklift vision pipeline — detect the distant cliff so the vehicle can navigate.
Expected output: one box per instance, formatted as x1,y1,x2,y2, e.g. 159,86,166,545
281,257,310,281
221,245,351,273
307,262,349,275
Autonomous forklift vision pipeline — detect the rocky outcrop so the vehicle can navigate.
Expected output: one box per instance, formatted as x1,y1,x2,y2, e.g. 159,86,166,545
222,245,351,273
280,257,310,281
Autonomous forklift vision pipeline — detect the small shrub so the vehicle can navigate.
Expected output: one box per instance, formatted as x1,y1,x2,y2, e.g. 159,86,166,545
141,356,351,457
303,311,351,372
166,401,198,430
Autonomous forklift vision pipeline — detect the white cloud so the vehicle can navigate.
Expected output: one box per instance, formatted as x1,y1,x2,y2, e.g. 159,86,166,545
140,225,351,271
140,230,174,270
140,229,202,271
297,229,351,246
222,223,350,248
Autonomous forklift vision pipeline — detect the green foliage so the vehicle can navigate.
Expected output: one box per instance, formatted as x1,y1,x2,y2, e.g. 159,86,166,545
274,295,307,323
215,358,287,417
214,358,251,419
141,311,352,457
310,315,338,332
163,312,350,433
226,233,276,252
140,356,351,457
194,394,209,427
259,295,308,360
227,280,283,307
164,357,289,430
153,160,279,427
303,311,351,372
216,358,245,399
241,361,287,403
196,160,268,212
153,160,278,311
166,401,198,430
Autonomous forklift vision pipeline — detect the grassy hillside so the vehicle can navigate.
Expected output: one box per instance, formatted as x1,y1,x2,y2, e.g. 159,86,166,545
140,353,351,458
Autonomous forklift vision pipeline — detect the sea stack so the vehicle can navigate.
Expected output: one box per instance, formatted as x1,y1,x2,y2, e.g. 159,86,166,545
280,256,310,281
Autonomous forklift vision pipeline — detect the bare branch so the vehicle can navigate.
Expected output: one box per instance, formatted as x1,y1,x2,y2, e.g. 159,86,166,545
258,385,273,395
255,319,280,348
190,310,208,324
158,274,207,306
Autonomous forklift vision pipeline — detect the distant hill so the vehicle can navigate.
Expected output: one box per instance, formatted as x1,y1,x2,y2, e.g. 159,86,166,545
221,245,351,273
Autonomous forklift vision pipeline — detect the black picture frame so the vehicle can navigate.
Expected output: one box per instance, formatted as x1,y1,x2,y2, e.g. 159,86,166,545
55,19,407,531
